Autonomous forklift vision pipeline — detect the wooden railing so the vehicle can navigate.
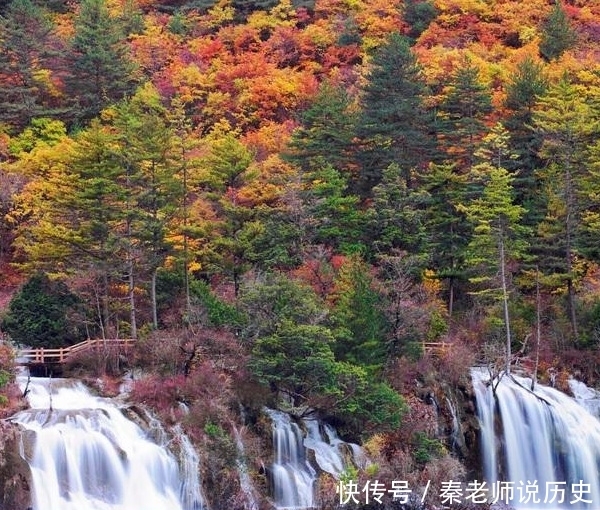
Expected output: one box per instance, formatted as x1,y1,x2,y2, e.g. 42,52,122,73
422,341,451,357
18,338,135,364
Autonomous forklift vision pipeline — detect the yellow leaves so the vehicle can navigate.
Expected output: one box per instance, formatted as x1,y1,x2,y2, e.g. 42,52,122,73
354,0,402,48
434,0,492,17
130,17,181,72
172,64,208,104
238,155,296,206
32,69,63,99
301,22,336,49
519,26,538,45
204,91,234,124
270,0,297,24
52,12,75,41
247,0,296,34
423,269,443,296
243,120,294,158
10,137,75,179
205,0,236,30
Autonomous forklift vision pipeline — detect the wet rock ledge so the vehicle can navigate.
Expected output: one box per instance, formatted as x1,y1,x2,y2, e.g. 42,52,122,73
0,420,31,510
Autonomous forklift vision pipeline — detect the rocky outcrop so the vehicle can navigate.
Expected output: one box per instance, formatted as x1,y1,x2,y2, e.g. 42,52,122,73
0,421,31,510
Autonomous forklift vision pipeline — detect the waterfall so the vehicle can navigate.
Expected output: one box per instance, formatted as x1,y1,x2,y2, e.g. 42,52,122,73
233,425,260,510
472,368,600,509
266,408,367,509
569,379,600,418
266,408,316,509
172,425,207,510
11,377,205,510
303,419,367,476
444,395,463,454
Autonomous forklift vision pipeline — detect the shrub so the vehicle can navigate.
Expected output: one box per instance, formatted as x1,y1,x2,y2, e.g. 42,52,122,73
130,374,188,421
189,280,244,328
1,273,85,348
412,432,445,465
132,330,187,375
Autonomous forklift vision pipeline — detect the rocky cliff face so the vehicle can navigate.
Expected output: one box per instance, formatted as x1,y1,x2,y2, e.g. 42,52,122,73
0,421,31,510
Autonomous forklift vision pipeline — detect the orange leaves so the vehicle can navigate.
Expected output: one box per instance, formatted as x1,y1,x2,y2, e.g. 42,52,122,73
240,66,319,124
238,155,296,207
353,0,404,48
130,15,182,74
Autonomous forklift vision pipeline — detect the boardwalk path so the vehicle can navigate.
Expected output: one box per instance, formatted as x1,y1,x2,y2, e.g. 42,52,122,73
17,338,135,365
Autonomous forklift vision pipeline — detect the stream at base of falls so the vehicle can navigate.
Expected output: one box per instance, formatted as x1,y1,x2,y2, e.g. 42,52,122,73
10,376,205,510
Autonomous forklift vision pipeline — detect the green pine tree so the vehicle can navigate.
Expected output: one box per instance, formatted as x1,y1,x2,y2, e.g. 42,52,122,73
355,32,436,195
301,165,367,254
422,162,470,316
0,0,63,131
366,163,430,260
532,77,598,341
286,82,357,179
403,0,438,39
438,58,492,170
539,1,577,62
1,272,85,348
112,84,182,329
331,255,389,372
459,160,530,373
66,0,138,123
504,56,549,219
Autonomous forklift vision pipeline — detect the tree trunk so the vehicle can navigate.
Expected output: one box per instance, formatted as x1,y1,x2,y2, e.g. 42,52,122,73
532,267,541,391
151,269,158,329
499,230,512,374
128,256,137,339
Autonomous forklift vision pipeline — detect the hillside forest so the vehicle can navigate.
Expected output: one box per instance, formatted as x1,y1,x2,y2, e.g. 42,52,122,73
1,0,600,506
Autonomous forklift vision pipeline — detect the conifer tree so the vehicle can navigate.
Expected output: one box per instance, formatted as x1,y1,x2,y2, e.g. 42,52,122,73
504,56,548,217
113,84,181,330
403,0,437,39
1,272,84,348
459,130,530,372
68,121,127,338
66,0,137,123
422,162,470,316
0,0,60,131
301,164,366,254
331,255,389,372
532,78,598,341
286,82,357,179
366,163,429,260
355,32,436,195
438,58,492,171
539,1,577,62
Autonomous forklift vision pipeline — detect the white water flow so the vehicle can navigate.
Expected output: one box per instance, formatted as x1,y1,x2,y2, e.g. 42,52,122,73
267,408,367,509
303,419,368,475
472,368,600,509
233,425,259,510
444,396,462,453
11,377,205,510
267,409,316,509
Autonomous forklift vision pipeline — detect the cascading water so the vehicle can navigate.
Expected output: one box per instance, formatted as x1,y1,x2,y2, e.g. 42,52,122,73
445,395,464,455
569,379,600,418
233,425,260,510
266,408,317,509
11,376,205,510
303,419,367,475
472,368,600,509
266,408,367,509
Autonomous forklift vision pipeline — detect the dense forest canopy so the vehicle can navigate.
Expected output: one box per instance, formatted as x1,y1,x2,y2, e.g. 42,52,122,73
2,0,600,435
